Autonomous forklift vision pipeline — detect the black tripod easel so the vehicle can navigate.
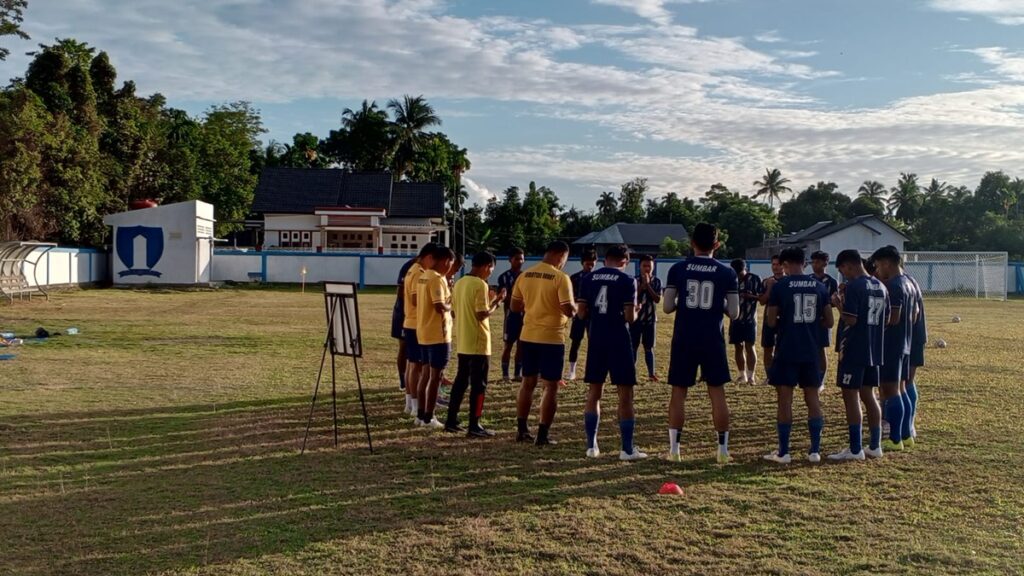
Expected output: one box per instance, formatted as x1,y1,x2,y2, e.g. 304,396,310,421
300,282,374,454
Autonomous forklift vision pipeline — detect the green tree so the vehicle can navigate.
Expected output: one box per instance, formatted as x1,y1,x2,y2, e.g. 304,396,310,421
857,180,887,201
387,94,441,180
778,181,849,232
975,171,1016,216
0,86,49,240
485,186,525,252
887,172,922,223
595,191,617,227
847,195,885,218
659,236,682,257
752,167,792,208
0,0,29,61
196,101,264,234
701,185,781,257
645,191,702,231
617,177,647,223
323,100,393,171
520,181,562,254
922,178,949,201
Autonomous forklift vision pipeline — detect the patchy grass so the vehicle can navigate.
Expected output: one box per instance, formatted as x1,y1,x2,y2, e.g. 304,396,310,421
1,289,1022,575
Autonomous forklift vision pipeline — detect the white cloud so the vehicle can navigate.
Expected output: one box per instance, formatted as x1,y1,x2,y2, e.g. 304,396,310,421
964,47,1024,81
928,0,1024,24
754,30,785,43
462,176,495,204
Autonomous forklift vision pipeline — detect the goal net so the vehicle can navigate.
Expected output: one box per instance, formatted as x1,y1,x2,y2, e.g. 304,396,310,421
902,251,1008,300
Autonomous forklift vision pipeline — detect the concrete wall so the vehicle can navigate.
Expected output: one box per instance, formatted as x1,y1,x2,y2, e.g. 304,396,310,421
18,247,108,288
103,200,213,285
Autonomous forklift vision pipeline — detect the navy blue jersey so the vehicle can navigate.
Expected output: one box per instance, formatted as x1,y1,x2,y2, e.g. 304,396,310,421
395,258,416,306
635,275,663,325
666,256,738,350
737,273,763,323
813,272,839,300
570,269,591,300
497,268,522,307
580,267,637,345
907,274,927,346
769,275,831,363
839,275,889,366
884,274,915,356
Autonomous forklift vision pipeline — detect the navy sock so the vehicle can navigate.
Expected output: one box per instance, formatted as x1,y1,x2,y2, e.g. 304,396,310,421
777,422,792,456
885,397,904,443
644,348,656,377
848,424,863,454
620,419,635,454
869,425,882,450
900,392,913,440
808,417,824,454
584,411,599,449
398,368,406,389
502,361,510,379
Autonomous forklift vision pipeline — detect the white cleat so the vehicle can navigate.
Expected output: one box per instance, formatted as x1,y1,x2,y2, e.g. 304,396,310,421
665,452,682,463
807,452,821,464
586,447,600,458
619,449,648,461
827,448,866,461
864,446,884,459
424,418,444,429
763,451,792,464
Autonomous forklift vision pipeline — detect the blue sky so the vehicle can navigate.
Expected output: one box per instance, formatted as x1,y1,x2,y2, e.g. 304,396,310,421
3,0,1024,209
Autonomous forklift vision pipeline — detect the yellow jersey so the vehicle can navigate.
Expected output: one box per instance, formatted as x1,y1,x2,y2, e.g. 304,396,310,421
402,262,423,330
453,275,491,356
416,269,452,345
512,262,573,345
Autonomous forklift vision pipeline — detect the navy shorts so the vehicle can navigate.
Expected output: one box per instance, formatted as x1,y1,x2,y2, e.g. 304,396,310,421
910,342,925,368
403,329,423,364
761,324,777,348
770,360,820,388
668,344,731,388
879,353,905,384
585,342,636,386
424,342,451,370
504,311,523,343
729,321,756,345
391,304,405,339
838,361,878,390
631,322,656,351
569,316,588,342
520,341,565,382
818,325,832,348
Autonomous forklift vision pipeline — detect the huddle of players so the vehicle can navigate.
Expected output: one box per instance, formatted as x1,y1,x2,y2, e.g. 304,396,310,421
391,223,926,464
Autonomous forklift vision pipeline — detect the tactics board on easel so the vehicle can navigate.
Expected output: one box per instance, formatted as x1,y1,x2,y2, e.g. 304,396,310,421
324,282,362,357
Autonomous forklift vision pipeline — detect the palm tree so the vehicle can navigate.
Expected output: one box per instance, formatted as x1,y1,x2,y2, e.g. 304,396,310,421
388,95,441,180
922,178,949,201
596,191,618,223
752,168,792,208
857,180,887,200
887,172,922,222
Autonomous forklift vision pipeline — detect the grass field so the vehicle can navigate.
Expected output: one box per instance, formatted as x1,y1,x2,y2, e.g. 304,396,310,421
1,287,1023,575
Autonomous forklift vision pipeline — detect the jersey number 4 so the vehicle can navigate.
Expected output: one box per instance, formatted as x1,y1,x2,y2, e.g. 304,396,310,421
685,280,714,310
594,286,609,314
792,294,818,323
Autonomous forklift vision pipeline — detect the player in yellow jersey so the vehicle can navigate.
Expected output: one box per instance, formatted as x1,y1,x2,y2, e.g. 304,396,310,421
512,241,575,446
402,243,436,418
415,246,456,428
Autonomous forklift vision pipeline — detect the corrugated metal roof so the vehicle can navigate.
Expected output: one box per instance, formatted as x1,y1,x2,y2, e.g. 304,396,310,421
251,168,444,218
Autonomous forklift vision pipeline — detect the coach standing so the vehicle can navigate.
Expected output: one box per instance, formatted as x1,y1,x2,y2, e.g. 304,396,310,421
513,241,575,446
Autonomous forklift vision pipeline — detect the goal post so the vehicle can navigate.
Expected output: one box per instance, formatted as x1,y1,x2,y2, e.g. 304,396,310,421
902,251,1008,301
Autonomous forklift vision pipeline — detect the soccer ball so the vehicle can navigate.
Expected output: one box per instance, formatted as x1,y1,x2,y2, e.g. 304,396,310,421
952,316,962,323
935,339,948,349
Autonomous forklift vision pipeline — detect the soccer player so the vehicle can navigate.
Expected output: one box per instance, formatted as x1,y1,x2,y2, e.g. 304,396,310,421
566,250,597,381
393,255,417,394
759,254,785,378
578,244,647,461
415,246,455,428
763,247,834,464
729,258,762,385
663,224,739,463
447,253,465,288
828,249,889,461
446,251,504,437
870,245,918,451
631,254,662,382
906,271,926,439
513,241,575,446
401,243,437,417
810,251,840,386
498,248,526,382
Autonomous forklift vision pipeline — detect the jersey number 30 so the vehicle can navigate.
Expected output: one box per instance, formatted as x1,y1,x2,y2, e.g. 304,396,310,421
685,280,715,310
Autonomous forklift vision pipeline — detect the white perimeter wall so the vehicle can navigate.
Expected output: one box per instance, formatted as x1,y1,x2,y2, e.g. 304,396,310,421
19,248,108,288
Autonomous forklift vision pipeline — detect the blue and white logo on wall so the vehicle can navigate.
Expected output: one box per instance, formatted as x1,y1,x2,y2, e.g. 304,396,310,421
116,226,164,277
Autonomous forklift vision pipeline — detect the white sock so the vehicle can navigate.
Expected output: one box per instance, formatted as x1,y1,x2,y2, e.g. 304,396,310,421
745,370,753,381
668,428,681,455
718,431,730,454
405,395,412,411
411,398,419,414
569,362,577,376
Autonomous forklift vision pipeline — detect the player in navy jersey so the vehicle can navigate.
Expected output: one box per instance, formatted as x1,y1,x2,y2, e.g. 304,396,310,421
759,255,785,380
393,255,417,393
631,254,663,382
578,244,647,461
828,249,889,461
566,250,597,381
870,245,918,452
810,251,840,386
905,272,926,439
729,259,762,385
663,223,740,464
498,248,525,382
763,247,834,464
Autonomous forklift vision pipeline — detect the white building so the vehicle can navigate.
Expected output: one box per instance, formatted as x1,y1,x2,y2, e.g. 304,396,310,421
250,168,447,253
103,200,216,285
756,215,908,259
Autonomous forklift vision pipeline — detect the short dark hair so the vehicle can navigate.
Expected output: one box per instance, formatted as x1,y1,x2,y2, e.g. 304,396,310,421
639,254,654,264
811,250,829,262
730,258,746,274
418,242,438,258
770,254,781,263
582,250,598,263
871,245,901,264
471,251,496,268
509,247,525,258
433,246,455,262
545,240,570,254
835,249,862,268
780,246,806,265
605,244,630,260
690,223,718,251
864,258,876,275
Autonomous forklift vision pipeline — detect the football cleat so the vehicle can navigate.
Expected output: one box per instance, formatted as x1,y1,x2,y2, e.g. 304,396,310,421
619,449,648,461
586,447,600,458
827,448,866,461
881,439,904,452
763,451,792,464
864,446,884,459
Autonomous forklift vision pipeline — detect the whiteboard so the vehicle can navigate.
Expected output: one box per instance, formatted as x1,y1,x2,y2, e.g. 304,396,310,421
324,282,362,357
